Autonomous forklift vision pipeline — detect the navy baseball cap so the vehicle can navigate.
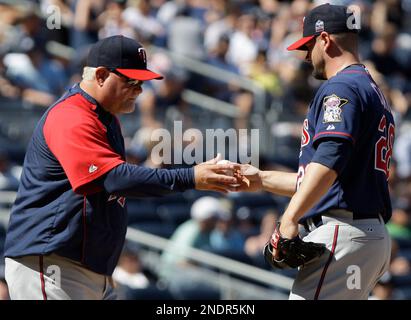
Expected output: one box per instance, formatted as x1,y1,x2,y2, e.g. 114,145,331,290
287,3,360,51
87,35,163,80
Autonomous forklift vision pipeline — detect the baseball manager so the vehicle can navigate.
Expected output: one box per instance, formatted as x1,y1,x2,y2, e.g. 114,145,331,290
3,35,240,300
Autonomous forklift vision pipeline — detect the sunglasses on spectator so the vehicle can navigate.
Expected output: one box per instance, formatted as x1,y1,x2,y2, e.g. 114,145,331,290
107,68,144,87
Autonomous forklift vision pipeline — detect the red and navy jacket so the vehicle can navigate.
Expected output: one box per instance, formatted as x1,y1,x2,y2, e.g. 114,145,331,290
4,84,194,275
297,65,395,224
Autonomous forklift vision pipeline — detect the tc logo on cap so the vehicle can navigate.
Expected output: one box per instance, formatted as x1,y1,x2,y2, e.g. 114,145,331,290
138,47,147,65
315,20,324,33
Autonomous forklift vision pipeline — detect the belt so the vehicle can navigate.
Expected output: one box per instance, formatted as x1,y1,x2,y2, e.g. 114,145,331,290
302,215,323,233
302,211,382,233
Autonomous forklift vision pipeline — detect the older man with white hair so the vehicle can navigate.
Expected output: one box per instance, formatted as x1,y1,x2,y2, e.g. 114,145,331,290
4,35,241,300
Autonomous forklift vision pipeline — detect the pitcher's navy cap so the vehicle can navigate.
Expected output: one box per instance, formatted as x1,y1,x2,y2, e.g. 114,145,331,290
287,3,360,51
87,35,163,80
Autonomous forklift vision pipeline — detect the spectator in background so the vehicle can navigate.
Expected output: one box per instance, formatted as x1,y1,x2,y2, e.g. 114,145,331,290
205,34,240,102
122,0,166,45
203,0,228,27
387,205,411,240
235,206,258,239
206,34,239,75
368,23,402,81
97,0,136,39
283,62,317,119
203,31,256,131
71,0,105,50
203,28,257,131
394,127,411,179
112,244,150,291
210,200,245,254
3,42,68,107
204,2,240,53
126,123,165,168
369,271,394,300
244,210,278,260
248,6,272,51
12,8,48,50
0,54,20,100
248,49,282,98
0,5,69,106
137,67,188,129
39,0,74,30
390,239,411,277
3,56,61,106
370,0,404,36
156,0,185,27
0,150,21,192
226,13,258,75
159,196,227,299
160,196,224,271
113,243,173,300
267,0,309,68
167,4,205,60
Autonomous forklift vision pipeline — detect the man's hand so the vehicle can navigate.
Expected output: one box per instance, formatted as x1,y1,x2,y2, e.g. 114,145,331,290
264,220,326,269
268,216,300,260
278,215,300,239
235,164,263,192
193,155,243,194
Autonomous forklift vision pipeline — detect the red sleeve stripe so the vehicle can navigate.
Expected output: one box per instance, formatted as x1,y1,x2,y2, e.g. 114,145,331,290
313,131,355,144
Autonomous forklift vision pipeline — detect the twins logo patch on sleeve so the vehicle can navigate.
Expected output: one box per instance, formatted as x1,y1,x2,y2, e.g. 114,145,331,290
322,94,348,123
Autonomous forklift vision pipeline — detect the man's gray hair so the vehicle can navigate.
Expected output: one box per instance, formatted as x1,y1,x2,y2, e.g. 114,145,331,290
82,67,97,81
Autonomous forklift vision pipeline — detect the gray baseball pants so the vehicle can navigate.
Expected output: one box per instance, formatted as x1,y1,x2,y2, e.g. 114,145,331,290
290,210,391,300
5,253,117,300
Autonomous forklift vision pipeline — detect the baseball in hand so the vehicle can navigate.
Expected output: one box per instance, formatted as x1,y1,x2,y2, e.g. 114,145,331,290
217,160,234,175
217,160,240,187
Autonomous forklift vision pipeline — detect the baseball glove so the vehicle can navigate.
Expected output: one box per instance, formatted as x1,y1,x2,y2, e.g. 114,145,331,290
263,222,326,269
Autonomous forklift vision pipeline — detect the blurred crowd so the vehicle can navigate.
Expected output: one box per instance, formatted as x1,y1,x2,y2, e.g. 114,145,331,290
1,0,411,300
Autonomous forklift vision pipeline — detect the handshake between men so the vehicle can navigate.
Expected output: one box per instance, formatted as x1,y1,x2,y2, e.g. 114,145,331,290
193,156,326,271
193,155,260,194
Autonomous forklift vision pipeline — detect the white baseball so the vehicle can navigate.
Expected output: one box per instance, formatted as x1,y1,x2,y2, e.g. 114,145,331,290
217,160,233,175
217,160,240,187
